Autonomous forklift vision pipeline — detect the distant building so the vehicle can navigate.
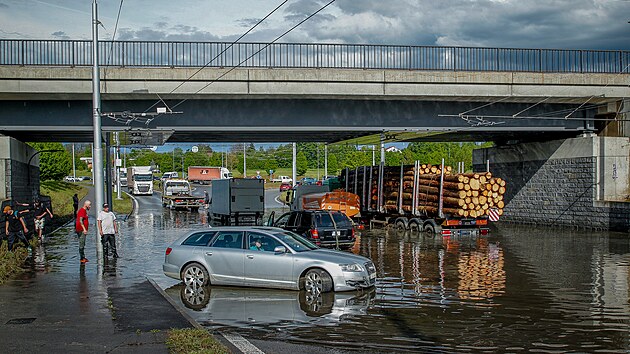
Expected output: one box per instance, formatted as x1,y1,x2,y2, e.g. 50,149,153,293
385,146,401,153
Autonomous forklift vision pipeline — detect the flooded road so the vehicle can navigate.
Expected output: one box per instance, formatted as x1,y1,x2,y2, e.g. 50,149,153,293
35,191,630,352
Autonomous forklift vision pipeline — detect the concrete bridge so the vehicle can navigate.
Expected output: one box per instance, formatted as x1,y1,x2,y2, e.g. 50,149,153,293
0,40,628,144
0,40,628,231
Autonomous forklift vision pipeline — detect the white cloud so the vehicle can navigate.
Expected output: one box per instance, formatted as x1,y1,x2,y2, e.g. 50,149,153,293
0,0,627,50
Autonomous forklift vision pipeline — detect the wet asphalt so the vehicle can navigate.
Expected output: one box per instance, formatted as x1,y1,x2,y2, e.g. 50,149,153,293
2,184,630,353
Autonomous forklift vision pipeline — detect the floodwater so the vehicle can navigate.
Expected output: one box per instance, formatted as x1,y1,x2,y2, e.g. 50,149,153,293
24,191,630,352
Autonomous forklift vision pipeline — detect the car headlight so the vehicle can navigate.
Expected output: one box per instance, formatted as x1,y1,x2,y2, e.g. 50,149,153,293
340,263,363,272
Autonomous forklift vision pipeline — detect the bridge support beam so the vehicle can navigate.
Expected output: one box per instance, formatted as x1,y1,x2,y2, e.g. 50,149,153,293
0,135,39,203
474,136,630,231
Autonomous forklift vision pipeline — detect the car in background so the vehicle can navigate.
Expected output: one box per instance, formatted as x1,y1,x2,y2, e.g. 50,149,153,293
64,176,79,182
271,210,356,249
162,171,179,181
279,183,292,192
81,176,91,181
299,177,317,185
162,226,376,293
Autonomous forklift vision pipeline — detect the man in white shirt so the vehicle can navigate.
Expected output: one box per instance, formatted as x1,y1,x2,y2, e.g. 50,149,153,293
97,203,119,258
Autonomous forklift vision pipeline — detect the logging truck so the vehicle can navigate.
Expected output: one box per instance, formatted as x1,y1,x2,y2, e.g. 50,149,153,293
341,161,506,236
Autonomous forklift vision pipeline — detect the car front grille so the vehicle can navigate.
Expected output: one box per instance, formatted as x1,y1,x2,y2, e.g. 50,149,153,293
138,185,150,192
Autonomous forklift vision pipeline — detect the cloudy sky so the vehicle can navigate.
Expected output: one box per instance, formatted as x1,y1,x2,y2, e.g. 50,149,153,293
0,0,628,50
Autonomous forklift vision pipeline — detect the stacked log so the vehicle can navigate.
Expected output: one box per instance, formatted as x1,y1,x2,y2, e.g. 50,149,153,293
416,172,506,218
418,164,453,175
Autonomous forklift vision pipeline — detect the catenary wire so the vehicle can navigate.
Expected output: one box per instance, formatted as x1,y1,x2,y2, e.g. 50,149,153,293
142,0,290,113
168,0,338,111
457,58,630,119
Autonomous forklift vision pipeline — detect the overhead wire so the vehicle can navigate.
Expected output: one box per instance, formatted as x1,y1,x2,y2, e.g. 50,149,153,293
103,0,125,92
165,0,338,111
143,0,291,114
456,58,630,122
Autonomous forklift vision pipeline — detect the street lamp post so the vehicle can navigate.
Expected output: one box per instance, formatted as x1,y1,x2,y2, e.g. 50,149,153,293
91,0,104,256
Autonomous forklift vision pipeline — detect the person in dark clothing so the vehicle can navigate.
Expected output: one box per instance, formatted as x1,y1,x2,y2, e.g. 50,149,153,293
72,194,79,219
4,205,30,251
33,200,53,241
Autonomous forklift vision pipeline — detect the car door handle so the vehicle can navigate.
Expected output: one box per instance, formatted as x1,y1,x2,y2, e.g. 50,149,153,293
205,252,212,256
246,254,254,259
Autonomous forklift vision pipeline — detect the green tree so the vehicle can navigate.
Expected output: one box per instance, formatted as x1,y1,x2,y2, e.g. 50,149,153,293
296,151,308,176
29,142,72,181
327,154,339,175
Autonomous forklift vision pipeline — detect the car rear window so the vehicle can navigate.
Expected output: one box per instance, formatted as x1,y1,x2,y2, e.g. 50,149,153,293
332,212,353,227
315,213,334,227
182,232,216,246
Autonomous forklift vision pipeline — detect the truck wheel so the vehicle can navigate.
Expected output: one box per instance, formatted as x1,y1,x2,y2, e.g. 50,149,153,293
423,220,440,236
408,219,421,233
394,218,408,232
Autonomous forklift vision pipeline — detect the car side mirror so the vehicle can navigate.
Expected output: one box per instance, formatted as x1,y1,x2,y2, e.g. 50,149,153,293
274,246,287,254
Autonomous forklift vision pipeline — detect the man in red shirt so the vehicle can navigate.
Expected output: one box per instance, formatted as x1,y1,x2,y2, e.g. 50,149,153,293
75,200,91,263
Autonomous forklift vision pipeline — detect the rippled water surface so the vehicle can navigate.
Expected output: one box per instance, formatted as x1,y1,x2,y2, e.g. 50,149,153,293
30,192,630,352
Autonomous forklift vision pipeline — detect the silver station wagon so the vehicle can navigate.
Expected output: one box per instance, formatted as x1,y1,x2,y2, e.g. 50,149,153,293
163,226,376,293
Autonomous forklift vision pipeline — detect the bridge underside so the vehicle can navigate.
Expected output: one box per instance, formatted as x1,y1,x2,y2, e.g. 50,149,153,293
0,98,594,144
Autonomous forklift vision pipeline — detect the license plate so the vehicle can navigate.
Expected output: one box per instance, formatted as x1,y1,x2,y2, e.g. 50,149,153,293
369,272,376,280
332,231,341,236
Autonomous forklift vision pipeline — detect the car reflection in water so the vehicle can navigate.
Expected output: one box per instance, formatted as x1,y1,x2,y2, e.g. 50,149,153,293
165,284,375,330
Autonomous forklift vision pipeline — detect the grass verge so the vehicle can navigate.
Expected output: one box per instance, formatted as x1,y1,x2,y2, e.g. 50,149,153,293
166,328,229,354
40,180,89,228
112,192,133,215
0,239,36,285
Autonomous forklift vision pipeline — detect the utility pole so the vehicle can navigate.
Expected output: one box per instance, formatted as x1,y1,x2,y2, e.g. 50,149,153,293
324,144,328,177
317,144,320,180
380,133,385,165
115,132,121,200
72,144,76,181
243,143,247,178
292,142,297,186
91,0,104,256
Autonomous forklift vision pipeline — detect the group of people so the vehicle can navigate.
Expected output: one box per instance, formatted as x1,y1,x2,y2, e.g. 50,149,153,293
2,194,120,263
2,199,53,252
74,199,119,263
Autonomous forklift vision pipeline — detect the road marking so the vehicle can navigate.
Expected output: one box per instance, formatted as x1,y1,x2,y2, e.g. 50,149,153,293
221,332,265,354
274,196,285,206
123,191,139,217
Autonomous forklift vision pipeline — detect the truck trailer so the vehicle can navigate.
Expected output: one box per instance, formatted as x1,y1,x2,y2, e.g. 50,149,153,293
127,166,154,195
209,178,264,226
188,166,232,184
342,161,506,236
161,179,204,210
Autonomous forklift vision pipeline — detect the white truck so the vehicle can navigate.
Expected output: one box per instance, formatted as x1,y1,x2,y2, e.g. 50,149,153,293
127,166,154,195
161,179,204,210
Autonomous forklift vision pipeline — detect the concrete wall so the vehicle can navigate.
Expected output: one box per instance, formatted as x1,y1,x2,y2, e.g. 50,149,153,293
0,135,39,202
1,66,628,103
473,136,630,231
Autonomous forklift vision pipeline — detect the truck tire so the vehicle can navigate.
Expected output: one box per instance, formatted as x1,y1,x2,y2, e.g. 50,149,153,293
394,217,408,232
423,220,440,236
408,218,422,233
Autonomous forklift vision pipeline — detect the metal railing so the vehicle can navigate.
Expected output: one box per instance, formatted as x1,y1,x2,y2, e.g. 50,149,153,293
1,39,628,73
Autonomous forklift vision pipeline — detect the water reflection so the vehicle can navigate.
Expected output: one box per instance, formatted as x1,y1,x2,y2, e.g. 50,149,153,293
165,284,374,330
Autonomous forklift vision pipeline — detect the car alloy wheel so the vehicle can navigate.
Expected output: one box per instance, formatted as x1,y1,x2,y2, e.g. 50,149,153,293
304,269,332,294
182,263,208,287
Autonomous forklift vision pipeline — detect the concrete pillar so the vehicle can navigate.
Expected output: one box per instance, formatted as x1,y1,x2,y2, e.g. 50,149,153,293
380,133,385,164
324,144,328,177
292,142,297,186
0,135,39,203
473,136,630,231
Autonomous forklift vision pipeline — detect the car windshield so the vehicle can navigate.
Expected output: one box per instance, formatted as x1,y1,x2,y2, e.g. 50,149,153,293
272,231,319,252
135,174,153,181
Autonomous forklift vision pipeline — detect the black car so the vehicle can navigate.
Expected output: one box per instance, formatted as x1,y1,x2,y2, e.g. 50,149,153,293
271,210,356,249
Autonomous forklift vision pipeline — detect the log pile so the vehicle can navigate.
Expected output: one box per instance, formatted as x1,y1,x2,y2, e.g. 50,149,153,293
356,164,507,219
417,172,506,218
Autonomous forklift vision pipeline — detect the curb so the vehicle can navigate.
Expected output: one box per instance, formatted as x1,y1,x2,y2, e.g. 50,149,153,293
145,277,203,330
